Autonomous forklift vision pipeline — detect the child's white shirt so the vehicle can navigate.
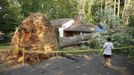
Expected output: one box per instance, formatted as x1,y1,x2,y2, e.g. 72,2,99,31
103,42,114,55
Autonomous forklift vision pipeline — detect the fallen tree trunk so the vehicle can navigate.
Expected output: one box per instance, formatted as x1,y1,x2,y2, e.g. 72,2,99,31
59,34,93,48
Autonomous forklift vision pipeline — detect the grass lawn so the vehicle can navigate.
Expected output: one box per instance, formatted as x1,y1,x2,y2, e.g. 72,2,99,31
0,43,10,49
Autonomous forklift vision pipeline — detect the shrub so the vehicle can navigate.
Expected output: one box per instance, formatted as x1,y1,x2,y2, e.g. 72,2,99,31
111,32,134,58
90,33,105,48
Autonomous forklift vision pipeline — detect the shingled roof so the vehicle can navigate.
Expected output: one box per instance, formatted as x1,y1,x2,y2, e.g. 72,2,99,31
64,24,96,32
50,18,72,27
50,18,96,32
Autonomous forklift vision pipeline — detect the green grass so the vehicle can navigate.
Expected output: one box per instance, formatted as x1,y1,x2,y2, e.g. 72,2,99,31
0,43,10,49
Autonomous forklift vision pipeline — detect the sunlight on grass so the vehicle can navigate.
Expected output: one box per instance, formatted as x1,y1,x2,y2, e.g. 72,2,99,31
0,43,10,49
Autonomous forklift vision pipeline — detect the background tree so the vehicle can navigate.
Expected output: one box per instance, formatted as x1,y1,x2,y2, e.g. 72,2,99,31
0,0,78,34
0,0,21,33
17,0,78,19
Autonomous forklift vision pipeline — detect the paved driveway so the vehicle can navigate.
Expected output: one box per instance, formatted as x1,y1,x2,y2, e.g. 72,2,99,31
1,54,134,75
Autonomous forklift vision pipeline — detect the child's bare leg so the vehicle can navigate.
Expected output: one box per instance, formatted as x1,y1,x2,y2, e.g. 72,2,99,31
104,58,108,66
107,58,112,67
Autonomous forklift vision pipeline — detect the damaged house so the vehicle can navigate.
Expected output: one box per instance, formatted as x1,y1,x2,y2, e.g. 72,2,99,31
50,16,105,47
50,16,98,37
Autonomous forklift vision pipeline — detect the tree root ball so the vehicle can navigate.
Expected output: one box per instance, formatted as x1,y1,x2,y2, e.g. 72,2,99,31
10,13,58,64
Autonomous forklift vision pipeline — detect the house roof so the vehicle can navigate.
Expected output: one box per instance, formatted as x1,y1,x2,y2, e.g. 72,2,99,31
50,18,97,32
64,24,96,32
50,18,72,27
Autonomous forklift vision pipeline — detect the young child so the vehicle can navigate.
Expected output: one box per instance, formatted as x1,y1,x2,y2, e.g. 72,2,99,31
103,37,114,67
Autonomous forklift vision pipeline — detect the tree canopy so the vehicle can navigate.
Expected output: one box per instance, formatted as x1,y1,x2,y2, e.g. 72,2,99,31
0,0,134,33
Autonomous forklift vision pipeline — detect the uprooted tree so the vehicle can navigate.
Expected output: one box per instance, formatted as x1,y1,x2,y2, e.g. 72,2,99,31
10,13,58,64
4,13,93,64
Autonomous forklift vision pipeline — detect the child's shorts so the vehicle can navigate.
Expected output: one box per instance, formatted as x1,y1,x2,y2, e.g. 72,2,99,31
104,54,111,58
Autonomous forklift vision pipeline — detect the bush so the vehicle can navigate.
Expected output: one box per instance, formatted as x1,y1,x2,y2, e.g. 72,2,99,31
111,32,134,47
90,33,105,48
89,31,134,58
111,32,134,58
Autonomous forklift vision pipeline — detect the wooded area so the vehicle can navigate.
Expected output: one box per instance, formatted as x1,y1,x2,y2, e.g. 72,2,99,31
0,0,134,75
0,0,133,61
0,0,133,33
0,0,134,67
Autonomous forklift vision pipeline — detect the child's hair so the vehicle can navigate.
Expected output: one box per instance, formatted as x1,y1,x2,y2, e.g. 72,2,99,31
107,37,111,42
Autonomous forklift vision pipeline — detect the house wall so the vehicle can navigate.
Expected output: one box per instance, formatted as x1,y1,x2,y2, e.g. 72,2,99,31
64,31,80,37
58,19,74,37
59,28,64,37
64,31,92,37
